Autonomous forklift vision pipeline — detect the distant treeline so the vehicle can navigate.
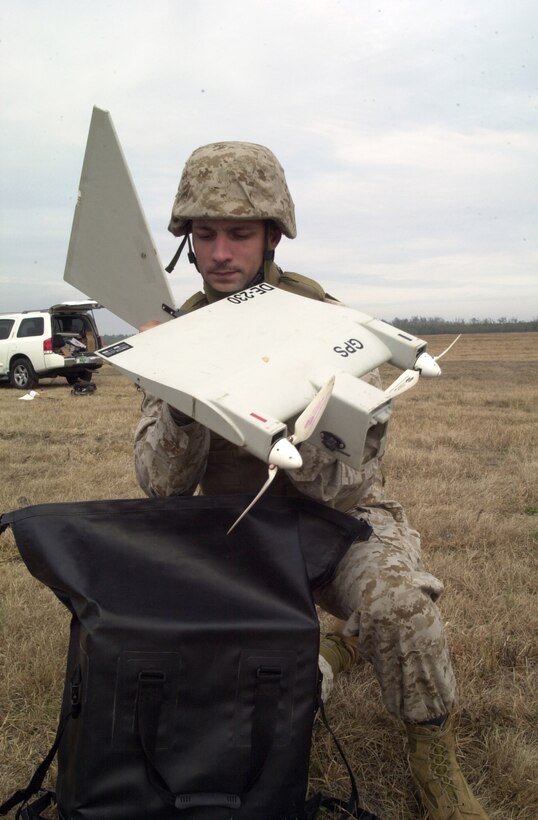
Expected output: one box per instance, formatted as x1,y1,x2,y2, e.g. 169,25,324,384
389,317,538,335
101,317,537,347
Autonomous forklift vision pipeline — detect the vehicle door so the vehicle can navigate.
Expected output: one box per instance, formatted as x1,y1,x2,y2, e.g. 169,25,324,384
0,318,16,376
10,316,47,372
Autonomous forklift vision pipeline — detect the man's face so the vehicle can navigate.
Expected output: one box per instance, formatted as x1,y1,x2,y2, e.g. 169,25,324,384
191,219,280,294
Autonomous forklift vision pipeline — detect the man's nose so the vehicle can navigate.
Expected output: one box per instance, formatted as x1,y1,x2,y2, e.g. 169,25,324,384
212,233,233,261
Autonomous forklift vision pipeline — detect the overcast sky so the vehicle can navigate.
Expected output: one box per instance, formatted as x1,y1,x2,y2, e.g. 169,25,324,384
1,0,537,334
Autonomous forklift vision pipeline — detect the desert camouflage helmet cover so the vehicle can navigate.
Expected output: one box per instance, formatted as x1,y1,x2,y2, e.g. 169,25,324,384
168,141,297,239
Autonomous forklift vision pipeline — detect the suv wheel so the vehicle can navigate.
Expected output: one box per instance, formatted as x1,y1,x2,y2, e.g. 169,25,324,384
10,357,39,390
65,370,93,385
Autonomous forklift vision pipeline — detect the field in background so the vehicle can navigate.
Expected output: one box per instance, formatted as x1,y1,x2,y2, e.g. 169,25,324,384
1,333,537,818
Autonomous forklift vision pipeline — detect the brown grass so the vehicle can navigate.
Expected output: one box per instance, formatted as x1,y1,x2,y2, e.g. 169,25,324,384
1,333,537,819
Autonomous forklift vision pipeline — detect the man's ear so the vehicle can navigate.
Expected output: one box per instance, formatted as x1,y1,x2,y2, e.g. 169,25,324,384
268,224,282,250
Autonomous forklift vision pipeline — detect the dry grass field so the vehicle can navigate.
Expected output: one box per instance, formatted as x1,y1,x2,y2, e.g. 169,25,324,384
1,332,537,819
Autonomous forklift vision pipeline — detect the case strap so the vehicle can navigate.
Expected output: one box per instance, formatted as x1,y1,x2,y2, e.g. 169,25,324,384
17,790,56,820
244,664,282,789
303,695,381,820
0,511,14,535
0,666,81,817
136,663,282,811
0,709,70,817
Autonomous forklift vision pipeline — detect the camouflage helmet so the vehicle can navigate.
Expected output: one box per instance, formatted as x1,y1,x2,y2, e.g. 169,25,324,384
168,141,297,239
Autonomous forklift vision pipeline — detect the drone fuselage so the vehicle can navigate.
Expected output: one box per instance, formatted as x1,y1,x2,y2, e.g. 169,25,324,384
98,284,430,471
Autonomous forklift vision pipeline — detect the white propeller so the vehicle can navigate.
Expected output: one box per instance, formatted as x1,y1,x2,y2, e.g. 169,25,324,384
290,375,336,445
384,334,462,397
435,333,462,360
227,376,335,534
384,369,420,399
414,333,462,377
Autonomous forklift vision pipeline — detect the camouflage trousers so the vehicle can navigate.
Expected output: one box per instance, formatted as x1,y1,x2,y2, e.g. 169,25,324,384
315,500,457,723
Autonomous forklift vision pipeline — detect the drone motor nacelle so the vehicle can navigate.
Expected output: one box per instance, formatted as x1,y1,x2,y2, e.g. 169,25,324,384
309,373,393,469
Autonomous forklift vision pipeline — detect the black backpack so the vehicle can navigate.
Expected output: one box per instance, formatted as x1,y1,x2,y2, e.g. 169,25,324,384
0,495,379,820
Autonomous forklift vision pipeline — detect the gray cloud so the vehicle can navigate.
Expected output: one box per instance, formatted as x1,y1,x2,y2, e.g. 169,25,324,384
1,0,537,333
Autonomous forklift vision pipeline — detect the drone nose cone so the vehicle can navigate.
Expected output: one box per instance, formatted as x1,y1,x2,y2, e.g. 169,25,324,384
269,438,303,470
414,352,442,377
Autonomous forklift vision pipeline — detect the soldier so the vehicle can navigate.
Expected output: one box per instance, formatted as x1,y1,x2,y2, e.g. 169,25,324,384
134,142,488,820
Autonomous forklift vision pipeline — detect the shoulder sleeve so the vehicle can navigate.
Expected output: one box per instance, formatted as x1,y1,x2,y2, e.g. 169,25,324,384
274,269,327,301
179,291,208,312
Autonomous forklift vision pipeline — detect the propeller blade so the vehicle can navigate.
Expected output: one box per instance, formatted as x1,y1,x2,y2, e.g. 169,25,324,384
291,375,335,445
228,376,335,534
435,334,461,361
384,369,420,399
227,465,279,534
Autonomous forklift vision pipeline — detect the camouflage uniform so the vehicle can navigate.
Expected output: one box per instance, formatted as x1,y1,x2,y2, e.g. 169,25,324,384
134,261,457,724
135,139,490,818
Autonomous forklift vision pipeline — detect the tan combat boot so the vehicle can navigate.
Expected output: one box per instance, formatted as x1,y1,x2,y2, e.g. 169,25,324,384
318,632,359,702
405,716,488,819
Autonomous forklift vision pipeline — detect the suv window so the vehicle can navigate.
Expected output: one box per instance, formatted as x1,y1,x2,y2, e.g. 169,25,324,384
55,316,88,335
17,317,45,338
0,319,14,340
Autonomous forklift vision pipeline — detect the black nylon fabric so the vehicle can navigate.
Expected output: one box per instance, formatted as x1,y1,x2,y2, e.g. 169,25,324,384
2,495,368,820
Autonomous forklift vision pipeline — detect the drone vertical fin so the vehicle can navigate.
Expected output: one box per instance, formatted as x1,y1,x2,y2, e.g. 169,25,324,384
64,106,177,329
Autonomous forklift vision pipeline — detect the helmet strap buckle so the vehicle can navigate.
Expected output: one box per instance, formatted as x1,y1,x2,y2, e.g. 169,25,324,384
165,230,199,273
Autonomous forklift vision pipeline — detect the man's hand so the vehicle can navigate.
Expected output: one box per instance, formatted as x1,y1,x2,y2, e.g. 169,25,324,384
138,320,161,332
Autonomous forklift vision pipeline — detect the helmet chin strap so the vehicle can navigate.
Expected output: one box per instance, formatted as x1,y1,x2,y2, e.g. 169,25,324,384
165,227,199,273
236,221,276,287
247,242,274,289
262,221,276,280
263,247,275,279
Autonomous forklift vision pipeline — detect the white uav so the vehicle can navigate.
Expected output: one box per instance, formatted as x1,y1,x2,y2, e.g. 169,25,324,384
64,108,458,529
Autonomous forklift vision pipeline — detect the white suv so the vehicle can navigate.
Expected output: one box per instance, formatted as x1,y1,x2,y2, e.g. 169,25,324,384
0,301,103,389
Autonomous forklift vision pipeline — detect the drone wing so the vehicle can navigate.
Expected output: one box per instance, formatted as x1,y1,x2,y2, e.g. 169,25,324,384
98,284,429,470
63,107,177,329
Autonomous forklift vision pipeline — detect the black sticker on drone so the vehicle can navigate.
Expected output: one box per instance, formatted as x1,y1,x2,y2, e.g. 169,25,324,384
320,431,350,457
98,341,133,358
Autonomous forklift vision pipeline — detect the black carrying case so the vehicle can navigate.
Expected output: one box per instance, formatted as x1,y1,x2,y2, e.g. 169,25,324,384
1,495,370,820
